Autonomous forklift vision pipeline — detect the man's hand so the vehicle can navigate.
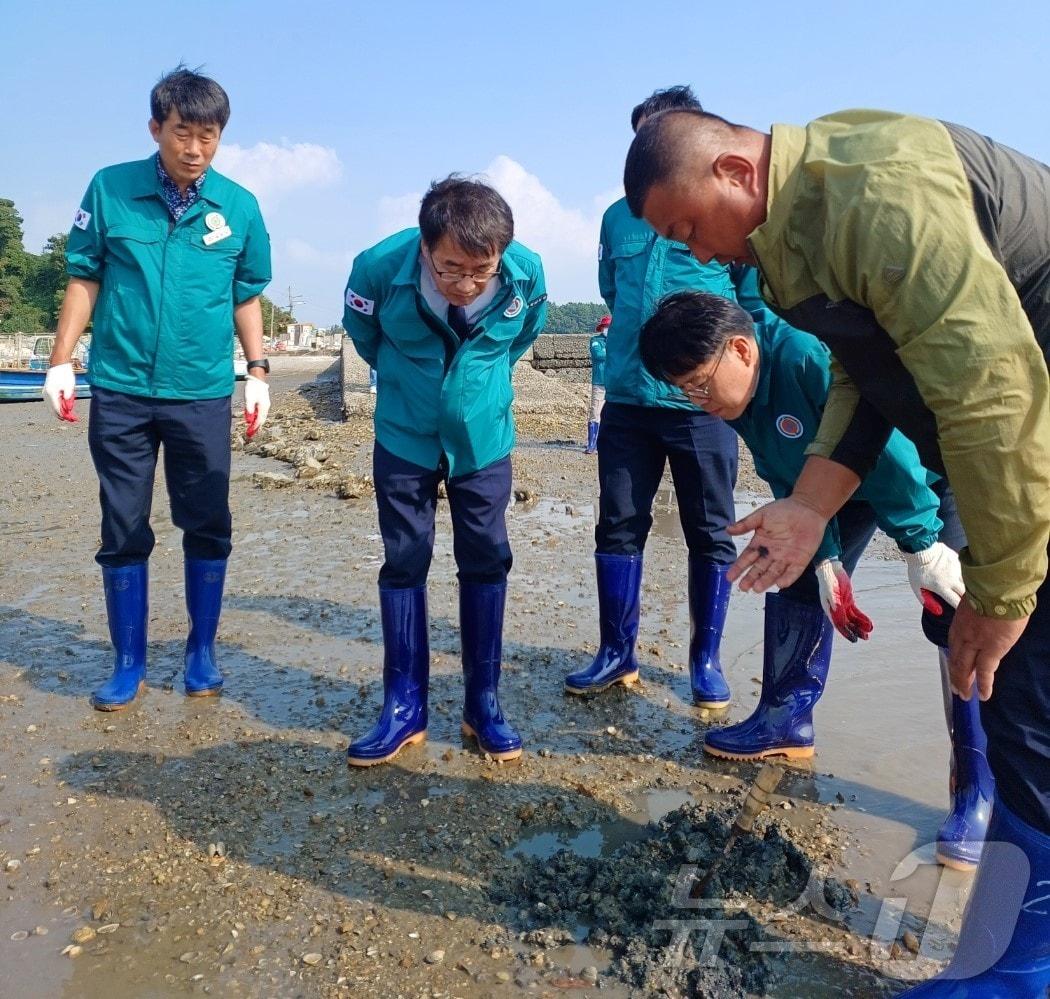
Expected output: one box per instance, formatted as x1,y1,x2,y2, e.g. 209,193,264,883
243,374,270,438
948,600,1029,701
814,559,874,642
903,542,965,614
727,497,828,592
42,363,79,423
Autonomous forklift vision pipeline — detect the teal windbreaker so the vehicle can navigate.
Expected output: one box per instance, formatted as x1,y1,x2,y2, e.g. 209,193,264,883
342,228,547,477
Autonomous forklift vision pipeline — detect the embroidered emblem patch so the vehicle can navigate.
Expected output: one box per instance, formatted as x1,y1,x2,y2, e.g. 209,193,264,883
503,296,524,318
345,289,375,315
73,208,91,230
776,414,804,439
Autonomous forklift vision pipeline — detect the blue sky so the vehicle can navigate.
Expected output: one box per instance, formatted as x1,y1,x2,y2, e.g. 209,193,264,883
3,0,1048,326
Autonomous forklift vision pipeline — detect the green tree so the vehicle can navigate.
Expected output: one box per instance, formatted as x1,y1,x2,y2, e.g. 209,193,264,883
0,199,33,332
28,233,68,327
260,293,295,340
543,301,609,334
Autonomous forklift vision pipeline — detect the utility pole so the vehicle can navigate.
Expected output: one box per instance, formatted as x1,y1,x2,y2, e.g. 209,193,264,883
286,286,306,346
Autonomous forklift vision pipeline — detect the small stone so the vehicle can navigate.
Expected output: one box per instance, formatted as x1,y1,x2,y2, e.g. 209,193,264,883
495,971,512,983
5,859,21,872
425,949,445,964
62,945,83,958
605,726,617,736
302,952,322,966
25,725,37,734
91,900,111,921
71,926,96,944
902,930,920,954
581,966,599,984
33,926,47,936
178,951,197,963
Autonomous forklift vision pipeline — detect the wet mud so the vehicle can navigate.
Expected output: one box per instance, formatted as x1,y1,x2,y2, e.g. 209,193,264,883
0,356,965,996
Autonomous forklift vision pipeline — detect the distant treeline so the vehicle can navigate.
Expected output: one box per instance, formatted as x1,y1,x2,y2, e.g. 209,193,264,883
544,300,608,333
0,199,67,335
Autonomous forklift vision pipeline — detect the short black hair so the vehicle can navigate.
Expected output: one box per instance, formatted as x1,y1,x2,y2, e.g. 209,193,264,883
624,108,735,218
418,175,514,257
630,85,702,133
151,64,230,129
640,291,754,381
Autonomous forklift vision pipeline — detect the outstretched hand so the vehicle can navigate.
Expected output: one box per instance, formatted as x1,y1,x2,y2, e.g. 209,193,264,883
727,497,829,593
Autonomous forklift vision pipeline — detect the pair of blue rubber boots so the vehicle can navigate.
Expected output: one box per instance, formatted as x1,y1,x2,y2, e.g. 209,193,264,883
91,560,227,710
346,581,521,766
564,553,732,707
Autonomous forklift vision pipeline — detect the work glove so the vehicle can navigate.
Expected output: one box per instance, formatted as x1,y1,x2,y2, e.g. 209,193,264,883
903,542,965,616
243,374,270,439
814,558,873,642
42,362,78,422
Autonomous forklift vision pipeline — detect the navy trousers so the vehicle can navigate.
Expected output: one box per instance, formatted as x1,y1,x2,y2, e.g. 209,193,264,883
373,442,513,589
88,388,232,568
595,402,738,562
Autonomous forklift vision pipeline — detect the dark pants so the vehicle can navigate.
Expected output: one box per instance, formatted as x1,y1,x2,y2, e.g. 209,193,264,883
373,442,513,589
595,402,738,562
88,388,232,568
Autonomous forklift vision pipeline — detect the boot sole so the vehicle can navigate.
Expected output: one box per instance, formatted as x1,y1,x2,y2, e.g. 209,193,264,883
461,722,522,762
186,686,223,698
346,730,427,768
564,671,639,696
704,743,814,761
92,680,146,712
935,849,979,873
693,697,731,709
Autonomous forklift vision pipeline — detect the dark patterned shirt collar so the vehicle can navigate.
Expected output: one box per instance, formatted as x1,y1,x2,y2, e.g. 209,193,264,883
155,153,206,222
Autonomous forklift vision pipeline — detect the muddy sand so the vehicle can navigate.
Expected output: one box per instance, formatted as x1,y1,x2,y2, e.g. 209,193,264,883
1,355,973,997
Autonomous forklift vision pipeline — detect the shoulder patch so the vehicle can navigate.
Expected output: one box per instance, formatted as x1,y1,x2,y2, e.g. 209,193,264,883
345,289,375,316
527,292,547,309
73,208,91,231
598,242,603,261
776,414,804,439
503,296,524,319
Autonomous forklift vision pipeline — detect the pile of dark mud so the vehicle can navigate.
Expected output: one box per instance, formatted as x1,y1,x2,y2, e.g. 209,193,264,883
495,800,855,998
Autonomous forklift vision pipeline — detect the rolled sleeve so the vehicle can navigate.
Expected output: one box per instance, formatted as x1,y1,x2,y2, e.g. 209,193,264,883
233,201,272,304
65,174,106,281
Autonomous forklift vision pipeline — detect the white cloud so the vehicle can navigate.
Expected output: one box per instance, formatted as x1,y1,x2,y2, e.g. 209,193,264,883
376,158,620,302
214,141,342,202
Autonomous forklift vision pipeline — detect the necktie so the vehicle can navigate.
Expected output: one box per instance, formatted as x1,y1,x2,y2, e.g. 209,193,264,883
448,304,473,338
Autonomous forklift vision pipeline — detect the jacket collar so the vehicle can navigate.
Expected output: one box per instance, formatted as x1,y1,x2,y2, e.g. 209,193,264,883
128,155,225,207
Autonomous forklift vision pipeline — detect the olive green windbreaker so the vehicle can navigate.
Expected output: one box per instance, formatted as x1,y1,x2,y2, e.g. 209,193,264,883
749,110,1050,618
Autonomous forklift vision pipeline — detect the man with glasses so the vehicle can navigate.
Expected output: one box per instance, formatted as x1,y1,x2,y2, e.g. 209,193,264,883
640,286,992,874
342,175,547,766
567,86,740,710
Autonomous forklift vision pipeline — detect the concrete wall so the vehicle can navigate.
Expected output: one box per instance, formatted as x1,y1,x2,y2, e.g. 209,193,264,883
530,334,591,383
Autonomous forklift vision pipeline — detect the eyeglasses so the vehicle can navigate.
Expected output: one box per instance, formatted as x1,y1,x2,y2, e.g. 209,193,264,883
680,341,729,400
425,249,502,284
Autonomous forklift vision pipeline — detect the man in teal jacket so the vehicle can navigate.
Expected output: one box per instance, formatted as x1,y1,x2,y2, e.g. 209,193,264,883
568,86,740,709
641,286,993,873
584,315,609,454
342,176,547,767
44,66,272,711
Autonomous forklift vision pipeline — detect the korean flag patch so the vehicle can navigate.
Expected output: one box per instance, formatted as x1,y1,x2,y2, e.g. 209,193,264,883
345,289,375,316
73,208,91,231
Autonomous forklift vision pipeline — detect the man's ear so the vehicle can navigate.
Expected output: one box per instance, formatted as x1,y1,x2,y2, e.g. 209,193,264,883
148,118,161,142
713,152,758,192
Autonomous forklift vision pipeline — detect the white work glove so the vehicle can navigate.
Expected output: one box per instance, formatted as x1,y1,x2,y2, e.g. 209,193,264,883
814,558,873,643
903,542,965,616
42,362,78,422
243,374,270,438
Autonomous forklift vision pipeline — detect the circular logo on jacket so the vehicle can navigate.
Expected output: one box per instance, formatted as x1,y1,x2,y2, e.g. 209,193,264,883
776,414,804,439
205,212,226,231
503,296,524,318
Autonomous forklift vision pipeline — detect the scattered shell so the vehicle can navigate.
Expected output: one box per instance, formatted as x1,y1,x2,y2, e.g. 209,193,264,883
97,923,120,934
71,926,96,944
10,931,28,942
62,945,83,958
425,949,445,964
301,952,322,966
5,859,21,872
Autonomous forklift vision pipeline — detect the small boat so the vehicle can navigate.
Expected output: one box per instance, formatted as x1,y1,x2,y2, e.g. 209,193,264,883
0,334,91,402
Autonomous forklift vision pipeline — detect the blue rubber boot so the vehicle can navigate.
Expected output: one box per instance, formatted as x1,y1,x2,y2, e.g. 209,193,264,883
898,800,1050,996
92,563,149,711
565,554,642,695
704,592,833,760
688,557,733,708
184,559,227,696
584,421,599,454
935,647,995,872
347,586,429,766
460,581,522,761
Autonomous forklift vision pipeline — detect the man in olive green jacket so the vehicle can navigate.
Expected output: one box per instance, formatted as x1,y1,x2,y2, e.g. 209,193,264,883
624,106,1050,994
342,176,546,768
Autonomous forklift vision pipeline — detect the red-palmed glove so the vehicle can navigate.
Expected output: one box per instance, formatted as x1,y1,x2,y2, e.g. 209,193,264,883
42,362,79,423
814,558,873,642
243,374,270,439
